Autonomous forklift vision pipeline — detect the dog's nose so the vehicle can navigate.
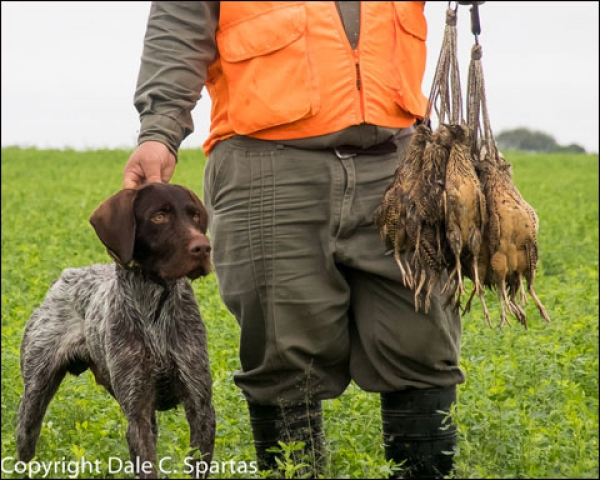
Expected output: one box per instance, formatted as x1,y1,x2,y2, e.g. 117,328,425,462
190,239,211,256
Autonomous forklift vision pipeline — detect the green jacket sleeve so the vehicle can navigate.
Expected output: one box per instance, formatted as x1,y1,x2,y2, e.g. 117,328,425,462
134,1,219,157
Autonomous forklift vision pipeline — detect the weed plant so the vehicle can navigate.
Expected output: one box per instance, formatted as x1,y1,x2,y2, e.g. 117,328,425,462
1,147,598,478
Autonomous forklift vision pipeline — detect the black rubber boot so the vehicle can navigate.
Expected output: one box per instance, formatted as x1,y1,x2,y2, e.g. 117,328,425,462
381,386,457,479
247,400,325,478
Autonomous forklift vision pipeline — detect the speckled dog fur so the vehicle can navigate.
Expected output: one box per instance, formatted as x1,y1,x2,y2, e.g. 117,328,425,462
17,183,215,479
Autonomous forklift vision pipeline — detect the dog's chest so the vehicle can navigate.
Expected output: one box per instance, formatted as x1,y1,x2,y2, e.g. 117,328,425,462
83,270,198,393
144,315,191,411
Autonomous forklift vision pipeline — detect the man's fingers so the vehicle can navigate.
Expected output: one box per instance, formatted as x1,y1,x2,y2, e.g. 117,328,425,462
161,162,177,183
145,173,164,184
123,169,142,189
123,141,176,189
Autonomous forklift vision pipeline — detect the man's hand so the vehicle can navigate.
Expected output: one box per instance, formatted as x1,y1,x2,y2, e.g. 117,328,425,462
123,141,176,189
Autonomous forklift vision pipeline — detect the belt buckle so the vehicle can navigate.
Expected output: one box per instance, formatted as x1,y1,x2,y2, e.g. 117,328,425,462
334,148,357,159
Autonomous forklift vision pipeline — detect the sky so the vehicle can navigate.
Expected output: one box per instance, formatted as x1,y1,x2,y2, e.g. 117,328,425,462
2,1,599,154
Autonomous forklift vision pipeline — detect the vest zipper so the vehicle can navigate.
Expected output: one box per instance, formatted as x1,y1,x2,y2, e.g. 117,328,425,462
353,49,365,120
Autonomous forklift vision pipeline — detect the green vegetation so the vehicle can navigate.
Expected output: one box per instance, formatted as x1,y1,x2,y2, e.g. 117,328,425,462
1,147,598,478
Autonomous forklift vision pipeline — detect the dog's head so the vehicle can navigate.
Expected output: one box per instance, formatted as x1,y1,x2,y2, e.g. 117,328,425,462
89,183,211,280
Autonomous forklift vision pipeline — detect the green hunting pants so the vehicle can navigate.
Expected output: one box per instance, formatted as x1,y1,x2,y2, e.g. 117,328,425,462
203,134,465,406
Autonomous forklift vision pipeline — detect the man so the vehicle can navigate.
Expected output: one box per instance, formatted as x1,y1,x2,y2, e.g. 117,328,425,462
124,2,477,477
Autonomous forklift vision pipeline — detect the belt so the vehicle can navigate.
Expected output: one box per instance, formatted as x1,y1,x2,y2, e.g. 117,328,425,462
333,124,414,159
334,139,397,159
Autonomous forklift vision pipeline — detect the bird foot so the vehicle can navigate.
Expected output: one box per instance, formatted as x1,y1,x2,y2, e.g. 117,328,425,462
510,301,528,329
529,286,551,323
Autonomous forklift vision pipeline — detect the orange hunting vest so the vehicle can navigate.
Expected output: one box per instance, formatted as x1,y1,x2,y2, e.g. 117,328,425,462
203,1,428,154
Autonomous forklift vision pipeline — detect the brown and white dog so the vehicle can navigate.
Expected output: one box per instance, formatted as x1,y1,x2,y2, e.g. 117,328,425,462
17,183,215,478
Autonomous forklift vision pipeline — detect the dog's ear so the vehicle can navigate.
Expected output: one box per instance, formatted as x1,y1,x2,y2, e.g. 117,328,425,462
89,189,138,267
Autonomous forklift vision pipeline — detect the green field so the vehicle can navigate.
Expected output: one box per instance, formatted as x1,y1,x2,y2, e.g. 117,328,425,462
1,147,598,479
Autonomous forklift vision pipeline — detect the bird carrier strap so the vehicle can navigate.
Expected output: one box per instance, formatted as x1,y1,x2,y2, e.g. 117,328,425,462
424,3,464,127
466,5,501,163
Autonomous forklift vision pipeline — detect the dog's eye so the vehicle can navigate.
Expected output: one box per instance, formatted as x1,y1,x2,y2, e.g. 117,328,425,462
192,213,201,223
151,212,169,224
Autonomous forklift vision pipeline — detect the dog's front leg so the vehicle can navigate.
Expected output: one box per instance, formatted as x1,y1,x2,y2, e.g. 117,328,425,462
109,346,158,478
182,395,216,479
151,410,158,439
124,412,158,479
177,351,215,479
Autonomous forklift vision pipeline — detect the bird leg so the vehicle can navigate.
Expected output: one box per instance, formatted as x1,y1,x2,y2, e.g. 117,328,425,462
479,289,493,328
443,284,460,311
405,251,417,288
500,279,520,320
393,230,415,289
518,274,527,306
406,261,415,289
528,283,551,323
413,268,428,312
497,285,512,328
435,225,443,257
423,272,440,314
393,249,411,288
507,278,528,328
442,251,463,296
455,254,464,295
471,255,483,299
414,224,422,253
509,299,528,329
463,284,493,328
462,287,476,314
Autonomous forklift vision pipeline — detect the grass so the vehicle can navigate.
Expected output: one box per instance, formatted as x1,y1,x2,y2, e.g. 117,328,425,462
1,147,598,478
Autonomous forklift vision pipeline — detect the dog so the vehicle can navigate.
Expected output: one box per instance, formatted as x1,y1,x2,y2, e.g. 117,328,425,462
17,182,216,479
